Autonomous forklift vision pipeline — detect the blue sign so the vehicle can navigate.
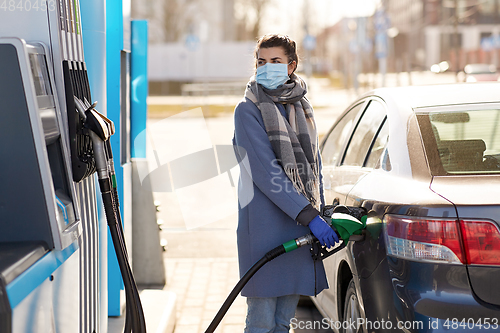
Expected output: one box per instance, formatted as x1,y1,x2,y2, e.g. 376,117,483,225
494,35,500,48
374,9,390,32
481,35,500,51
481,37,494,51
303,34,316,51
375,32,387,59
185,34,200,51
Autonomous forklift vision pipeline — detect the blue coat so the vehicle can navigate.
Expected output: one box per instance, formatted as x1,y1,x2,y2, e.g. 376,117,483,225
233,97,328,298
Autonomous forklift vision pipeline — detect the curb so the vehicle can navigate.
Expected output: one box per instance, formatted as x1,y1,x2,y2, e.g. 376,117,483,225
108,290,177,333
141,290,177,333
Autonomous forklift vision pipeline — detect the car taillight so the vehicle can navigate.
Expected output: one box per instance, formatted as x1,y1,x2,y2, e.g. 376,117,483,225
460,220,500,266
384,215,500,266
384,215,464,264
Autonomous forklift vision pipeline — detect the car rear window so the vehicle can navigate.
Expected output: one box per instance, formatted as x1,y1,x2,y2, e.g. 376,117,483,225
416,108,500,175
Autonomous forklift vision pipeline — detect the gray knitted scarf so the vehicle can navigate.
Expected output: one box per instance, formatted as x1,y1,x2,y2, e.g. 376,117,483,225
244,74,320,209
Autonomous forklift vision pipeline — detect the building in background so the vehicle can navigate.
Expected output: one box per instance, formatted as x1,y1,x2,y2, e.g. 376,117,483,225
130,0,275,95
387,0,500,71
315,0,500,87
131,0,236,44
315,17,376,88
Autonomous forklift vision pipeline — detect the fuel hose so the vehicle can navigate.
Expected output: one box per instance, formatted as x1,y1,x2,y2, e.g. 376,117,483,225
105,140,146,333
204,207,367,333
204,233,346,333
77,97,146,332
89,131,146,333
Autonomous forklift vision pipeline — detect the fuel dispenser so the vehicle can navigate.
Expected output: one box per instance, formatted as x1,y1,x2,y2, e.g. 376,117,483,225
0,0,155,329
0,38,82,332
0,36,145,332
0,0,107,328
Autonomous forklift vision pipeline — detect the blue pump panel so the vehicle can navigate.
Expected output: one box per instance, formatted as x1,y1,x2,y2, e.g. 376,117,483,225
131,20,148,159
106,0,132,315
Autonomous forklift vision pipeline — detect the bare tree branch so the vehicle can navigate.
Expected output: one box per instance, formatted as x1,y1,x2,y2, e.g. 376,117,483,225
162,0,197,42
235,0,273,40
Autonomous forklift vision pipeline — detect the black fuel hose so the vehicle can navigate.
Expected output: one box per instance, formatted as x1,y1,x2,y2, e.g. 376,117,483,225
205,243,288,333
80,102,146,332
98,176,145,333
204,233,349,333
102,141,135,333
90,132,146,333
104,141,146,333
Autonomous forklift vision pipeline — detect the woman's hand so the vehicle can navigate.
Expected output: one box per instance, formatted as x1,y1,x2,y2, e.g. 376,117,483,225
308,215,339,248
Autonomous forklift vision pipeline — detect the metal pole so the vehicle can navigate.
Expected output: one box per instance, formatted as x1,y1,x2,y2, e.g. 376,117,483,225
304,0,312,82
454,0,460,81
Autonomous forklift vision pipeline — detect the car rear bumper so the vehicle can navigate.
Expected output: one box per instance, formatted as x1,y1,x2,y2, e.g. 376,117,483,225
358,256,500,332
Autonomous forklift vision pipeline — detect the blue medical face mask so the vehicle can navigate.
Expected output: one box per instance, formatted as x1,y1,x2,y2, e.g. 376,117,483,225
256,62,290,90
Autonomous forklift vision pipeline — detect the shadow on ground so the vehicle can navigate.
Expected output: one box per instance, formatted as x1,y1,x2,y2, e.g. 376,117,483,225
293,297,334,333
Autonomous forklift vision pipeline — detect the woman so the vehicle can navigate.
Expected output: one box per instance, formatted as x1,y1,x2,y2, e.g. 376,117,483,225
233,34,339,332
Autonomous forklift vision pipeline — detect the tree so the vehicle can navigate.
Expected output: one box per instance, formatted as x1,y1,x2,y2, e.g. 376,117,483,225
235,0,274,40
161,0,197,42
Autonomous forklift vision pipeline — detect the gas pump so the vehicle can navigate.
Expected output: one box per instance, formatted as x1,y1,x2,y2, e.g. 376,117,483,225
0,0,106,329
0,0,146,329
0,37,83,332
0,35,145,333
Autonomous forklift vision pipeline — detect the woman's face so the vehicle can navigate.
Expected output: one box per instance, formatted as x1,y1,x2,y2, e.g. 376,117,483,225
256,46,296,76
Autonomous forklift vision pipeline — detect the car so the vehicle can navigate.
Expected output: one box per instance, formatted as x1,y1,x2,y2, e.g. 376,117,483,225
312,83,500,333
463,63,499,82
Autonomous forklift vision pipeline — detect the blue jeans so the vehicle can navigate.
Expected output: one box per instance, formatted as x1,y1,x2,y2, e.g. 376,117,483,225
244,295,300,333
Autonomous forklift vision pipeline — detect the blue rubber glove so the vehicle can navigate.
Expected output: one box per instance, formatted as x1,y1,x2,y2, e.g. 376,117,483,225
308,215,339,248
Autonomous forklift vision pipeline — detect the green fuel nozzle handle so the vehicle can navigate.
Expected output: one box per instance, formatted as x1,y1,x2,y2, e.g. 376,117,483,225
280,210,367,255
329,212,367,243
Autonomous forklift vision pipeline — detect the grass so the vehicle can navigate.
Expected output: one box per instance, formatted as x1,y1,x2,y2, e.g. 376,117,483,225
148,104,237,118
148,103,331,119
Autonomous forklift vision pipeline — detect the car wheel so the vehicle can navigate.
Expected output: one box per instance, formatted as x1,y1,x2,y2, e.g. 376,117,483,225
342,279,364,333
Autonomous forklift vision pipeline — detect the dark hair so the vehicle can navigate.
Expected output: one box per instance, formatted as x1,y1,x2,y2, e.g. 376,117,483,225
254,34,298,72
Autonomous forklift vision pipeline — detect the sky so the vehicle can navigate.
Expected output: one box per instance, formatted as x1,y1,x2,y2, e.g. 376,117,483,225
259,0,380,40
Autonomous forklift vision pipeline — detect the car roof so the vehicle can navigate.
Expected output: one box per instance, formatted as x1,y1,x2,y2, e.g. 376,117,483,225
464,63,497,74
348,82,500,180
362,82,500,111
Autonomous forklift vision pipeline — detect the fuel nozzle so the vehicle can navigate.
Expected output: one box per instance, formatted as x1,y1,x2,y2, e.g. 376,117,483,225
322,205,367,243
283,205,368,257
